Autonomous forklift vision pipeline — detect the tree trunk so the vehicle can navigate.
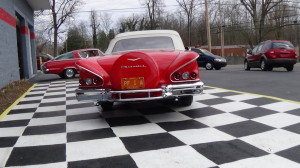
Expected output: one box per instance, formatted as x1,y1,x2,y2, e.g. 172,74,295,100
53,11,58,56
92,22,97,48
93,31,97,48
152,1,155,29
54,28,58,56
187,15,191,46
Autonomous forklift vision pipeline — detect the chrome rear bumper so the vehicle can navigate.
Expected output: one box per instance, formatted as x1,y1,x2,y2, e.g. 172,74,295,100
75,81,204,102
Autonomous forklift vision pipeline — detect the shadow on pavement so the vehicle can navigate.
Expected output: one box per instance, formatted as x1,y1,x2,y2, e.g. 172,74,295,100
29,72,78,83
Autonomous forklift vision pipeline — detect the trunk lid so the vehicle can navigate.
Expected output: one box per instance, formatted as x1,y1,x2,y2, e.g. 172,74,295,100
97,50,181,76
96,50,182,90
269,41,297,59
272,49,296,58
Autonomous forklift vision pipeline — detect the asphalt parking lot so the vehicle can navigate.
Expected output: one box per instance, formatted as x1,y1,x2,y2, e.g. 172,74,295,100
1,65,300,168
201,63,300,102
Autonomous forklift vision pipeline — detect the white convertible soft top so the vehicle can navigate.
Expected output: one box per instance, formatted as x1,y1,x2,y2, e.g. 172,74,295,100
105,30,185,54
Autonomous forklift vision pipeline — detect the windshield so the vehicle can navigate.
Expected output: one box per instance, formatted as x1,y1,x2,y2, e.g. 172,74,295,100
79,50,103,58
112,36,175,53
272,42,295,49
54,52,74,60
200,49,215,56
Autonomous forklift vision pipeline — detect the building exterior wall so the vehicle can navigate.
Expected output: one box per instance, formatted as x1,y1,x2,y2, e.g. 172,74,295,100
211,48,248,57
0,0,36,88
202,45,249,65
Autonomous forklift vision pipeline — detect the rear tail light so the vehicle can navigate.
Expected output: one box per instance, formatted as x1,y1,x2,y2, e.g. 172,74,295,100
174,72,181,80
79,69,104,88
292,51,298,59
79,79,85,85
190,72,197,79
267,50,277,59
93,77,103,85
170,59,200,82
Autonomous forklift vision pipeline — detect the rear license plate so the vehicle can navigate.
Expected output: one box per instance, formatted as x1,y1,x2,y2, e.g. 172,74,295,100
121,77,145,90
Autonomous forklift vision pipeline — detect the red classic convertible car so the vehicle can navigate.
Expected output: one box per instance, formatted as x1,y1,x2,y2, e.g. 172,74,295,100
75,30,204,110
41,49,104,78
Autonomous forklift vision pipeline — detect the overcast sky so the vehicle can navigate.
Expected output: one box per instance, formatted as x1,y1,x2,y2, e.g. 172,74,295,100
81,0,178,12
35,0,188,40
74,0,178,27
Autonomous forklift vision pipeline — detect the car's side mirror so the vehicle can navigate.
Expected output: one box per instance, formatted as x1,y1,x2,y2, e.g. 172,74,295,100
247,50,252,54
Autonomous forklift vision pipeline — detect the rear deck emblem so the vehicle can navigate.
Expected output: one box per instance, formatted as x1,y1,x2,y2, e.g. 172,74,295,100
127,58,141,61
121,65,147,68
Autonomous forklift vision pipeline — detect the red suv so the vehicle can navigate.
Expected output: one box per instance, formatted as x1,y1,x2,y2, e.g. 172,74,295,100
244,40,298,71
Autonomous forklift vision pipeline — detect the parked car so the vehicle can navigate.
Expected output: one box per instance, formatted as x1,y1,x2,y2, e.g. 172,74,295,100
75,30,204,110
41,48,104,78
244,40,298,71
190,48,227,70
36,53,53,70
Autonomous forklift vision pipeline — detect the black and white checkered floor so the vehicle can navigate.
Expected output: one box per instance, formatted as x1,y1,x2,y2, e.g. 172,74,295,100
1,81,300,168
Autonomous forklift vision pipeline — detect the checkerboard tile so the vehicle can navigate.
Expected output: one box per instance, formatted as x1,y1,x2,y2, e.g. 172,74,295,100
1,81,300,167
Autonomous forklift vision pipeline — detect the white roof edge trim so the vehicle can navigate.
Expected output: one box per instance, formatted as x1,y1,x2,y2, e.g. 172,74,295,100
115,30,181,38
26,0,51,10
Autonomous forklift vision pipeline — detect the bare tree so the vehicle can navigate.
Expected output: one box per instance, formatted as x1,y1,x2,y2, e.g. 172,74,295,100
50,0,81,56
118,15,140,33
141,0,164,29
78,21,92,48
176,0,198,46
240,0,284,43
90,10,100,48
36,32,49,54
99,12,112,33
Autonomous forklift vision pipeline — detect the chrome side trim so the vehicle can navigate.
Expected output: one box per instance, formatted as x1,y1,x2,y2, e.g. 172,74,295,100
50,58,81,63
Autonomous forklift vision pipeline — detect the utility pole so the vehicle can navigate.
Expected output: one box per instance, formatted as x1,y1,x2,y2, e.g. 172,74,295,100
205,0,212,52
219,0,224,57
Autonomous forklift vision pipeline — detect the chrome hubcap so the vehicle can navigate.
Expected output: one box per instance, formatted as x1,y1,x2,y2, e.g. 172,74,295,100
66,69,74,77
206,63,212,69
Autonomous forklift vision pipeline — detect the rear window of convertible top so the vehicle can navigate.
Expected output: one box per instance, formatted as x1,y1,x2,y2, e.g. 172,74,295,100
112,36,175,53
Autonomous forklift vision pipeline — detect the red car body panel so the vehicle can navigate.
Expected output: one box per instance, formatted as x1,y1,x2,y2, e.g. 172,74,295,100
46,58,81,74
76,50,200,90
266,49,297,59
42,48,103,76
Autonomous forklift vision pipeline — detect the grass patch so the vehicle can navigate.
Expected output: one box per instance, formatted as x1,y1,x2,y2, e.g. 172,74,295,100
0,80,34,115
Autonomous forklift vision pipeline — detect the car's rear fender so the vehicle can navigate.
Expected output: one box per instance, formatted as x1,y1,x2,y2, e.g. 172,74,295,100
76,59,111,87
261,55,268,62
166,51,200,83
